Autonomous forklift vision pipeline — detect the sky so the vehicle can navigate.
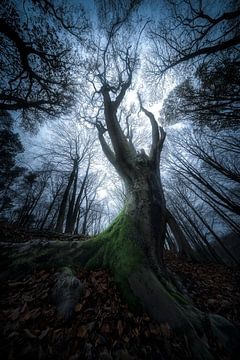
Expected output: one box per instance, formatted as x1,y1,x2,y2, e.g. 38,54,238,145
2,0,239,232
7,0,202,194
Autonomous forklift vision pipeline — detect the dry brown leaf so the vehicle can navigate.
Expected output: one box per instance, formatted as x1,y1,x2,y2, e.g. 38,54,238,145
133,327,140,337
100,322,111,333
77,325,88,338
20,302,28,313
123,335,129,343
117,319,124,337
149,323,160,335
85,289,91,298
160,323,171,337
74,303,83,312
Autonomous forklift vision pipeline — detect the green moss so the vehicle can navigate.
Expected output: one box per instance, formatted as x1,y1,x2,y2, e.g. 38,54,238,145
91,211,191,309
87,210,145,309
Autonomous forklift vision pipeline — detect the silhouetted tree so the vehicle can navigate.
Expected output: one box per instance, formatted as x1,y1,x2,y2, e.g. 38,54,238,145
0,110,24,215
0,0,88,129
161,56,240,128
148,0,240,78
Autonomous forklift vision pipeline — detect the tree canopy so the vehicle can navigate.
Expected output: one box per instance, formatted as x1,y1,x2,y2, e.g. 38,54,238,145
1,1,240,359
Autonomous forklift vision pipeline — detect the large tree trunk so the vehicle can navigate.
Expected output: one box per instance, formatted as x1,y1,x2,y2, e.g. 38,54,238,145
4,85,239,358
94,209,240,359
124,160,166,270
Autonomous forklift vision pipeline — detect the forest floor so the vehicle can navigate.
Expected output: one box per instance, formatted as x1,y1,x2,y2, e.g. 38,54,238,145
0,222,240,359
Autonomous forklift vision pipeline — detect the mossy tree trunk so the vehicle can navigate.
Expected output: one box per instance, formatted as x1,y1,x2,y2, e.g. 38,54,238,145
3,71,239,358
91,85,240,358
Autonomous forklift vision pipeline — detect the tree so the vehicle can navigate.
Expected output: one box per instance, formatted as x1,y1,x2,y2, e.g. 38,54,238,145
0,110,24,215
148,0,240,78
14,168,50,227
160,56,240,129
162,125,240,265
39,173,65,230
2,3,240,358
73,16,239,356
0,0,88,129
31,119,97,233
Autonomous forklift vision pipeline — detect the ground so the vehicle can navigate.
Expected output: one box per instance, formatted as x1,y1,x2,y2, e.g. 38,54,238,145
0,222,239,359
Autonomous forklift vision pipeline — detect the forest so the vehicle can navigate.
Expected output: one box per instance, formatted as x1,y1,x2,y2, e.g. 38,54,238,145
0,0,240,359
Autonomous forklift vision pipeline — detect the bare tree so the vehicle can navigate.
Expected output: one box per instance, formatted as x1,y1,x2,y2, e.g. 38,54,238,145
160,56,240,129
71,15,240,356
163,126,240,265
0,0,88,128
40,173,65,230
148,0,240,78
2,3,240,357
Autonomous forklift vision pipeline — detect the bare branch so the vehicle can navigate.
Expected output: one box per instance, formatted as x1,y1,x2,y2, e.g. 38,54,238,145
138,93,166,163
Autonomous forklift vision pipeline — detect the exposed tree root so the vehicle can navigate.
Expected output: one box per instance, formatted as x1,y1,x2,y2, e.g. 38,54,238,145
1,212,240,359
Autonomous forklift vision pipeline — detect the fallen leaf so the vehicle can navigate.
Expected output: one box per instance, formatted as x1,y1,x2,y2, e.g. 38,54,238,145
74,303,83,312
39,327,49,340
20,302,28,313
160,323,171,337
77,325,88,338
117,319,124,337
100,322,111,334
24,328,37,339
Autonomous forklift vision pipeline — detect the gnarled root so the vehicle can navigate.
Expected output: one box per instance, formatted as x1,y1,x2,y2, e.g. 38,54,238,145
0,237,104,275
128,265,240,359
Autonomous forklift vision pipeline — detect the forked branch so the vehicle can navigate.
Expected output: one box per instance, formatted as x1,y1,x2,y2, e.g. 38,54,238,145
138,94,166,164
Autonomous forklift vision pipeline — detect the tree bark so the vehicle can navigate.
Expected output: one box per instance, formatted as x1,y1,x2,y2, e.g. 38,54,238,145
66,159,90,234
40,189,61,230
3,209,240,359
65,164,79,233
124,160,166,269
92,89,240,357
166,209,197,260
55,160,77,232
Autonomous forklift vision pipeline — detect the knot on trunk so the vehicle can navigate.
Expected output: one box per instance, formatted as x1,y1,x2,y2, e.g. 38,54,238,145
135,149,149,167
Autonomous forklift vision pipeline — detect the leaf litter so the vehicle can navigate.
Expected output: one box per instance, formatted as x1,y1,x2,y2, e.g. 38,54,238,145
0,250,239,359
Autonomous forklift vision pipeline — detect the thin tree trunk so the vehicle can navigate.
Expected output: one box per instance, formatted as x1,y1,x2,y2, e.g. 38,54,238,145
175,203,222,264
166,209,197,260
65,165,79,233
21,183,46,227
55,161,77,233
180,192,240,266
165,227,177,252
66,159,90,234
40,189,61,230
48,207,59,230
